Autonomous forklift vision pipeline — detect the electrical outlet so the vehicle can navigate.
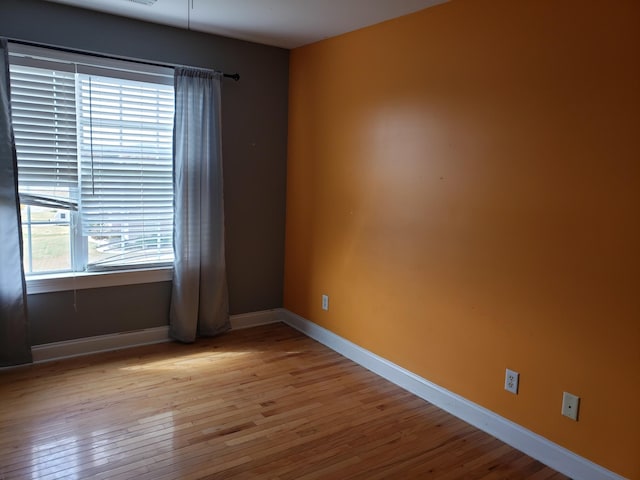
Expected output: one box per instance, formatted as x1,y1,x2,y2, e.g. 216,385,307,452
504,368,519,394
321,294,329,311
562,392,580,421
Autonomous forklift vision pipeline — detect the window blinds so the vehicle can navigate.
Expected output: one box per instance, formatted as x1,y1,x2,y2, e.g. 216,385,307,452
8,45,175,269
77,74,174,261
9,64,78,209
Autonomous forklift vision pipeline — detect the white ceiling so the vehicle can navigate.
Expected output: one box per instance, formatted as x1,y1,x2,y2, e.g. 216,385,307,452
43,0,447,49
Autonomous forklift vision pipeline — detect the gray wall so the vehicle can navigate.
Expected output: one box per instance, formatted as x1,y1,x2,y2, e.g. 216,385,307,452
27,283,173,345
1,0,289,343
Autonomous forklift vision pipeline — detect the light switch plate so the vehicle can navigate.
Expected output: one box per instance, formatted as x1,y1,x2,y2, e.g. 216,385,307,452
562,392,580,421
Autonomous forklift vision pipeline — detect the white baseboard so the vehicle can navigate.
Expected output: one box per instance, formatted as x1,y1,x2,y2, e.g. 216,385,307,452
230,309,282,330
31,310,282,364
279,308,626,480
32,326,171,363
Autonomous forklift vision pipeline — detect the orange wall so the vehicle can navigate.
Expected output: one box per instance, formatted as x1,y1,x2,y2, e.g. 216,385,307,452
284,0,639,477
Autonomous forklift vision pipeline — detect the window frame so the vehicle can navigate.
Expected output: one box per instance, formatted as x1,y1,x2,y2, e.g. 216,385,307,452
8,43,176,292
26,267,174,295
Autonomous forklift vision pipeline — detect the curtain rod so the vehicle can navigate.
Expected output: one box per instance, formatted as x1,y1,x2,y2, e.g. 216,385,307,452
6,38,240,81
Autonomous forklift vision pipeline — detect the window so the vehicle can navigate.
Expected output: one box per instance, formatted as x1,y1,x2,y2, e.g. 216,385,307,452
8,44,175,276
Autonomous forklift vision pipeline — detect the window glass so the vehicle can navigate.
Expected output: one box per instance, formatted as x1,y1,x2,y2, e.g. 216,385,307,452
20,203,72,274
9,49,175,275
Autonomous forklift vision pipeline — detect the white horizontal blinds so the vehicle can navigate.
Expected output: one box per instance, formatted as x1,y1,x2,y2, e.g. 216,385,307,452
8,42,175,271
77,74,175,268
9,64,78,208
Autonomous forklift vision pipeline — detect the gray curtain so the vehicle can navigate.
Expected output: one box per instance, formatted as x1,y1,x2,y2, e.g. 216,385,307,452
0,38,32,366
169,68,229,343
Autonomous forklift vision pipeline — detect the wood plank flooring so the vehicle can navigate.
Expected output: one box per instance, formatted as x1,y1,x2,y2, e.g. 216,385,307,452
0,323,569,479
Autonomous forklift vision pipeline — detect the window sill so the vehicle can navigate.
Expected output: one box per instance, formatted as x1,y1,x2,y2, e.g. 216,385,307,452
26,267,173,295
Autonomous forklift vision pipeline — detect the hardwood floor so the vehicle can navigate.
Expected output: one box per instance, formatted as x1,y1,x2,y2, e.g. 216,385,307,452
0,323,569,479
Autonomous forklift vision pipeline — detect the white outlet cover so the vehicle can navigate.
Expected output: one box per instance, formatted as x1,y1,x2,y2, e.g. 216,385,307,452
562,392,580,421
321,294,329,311
504,368,519,394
